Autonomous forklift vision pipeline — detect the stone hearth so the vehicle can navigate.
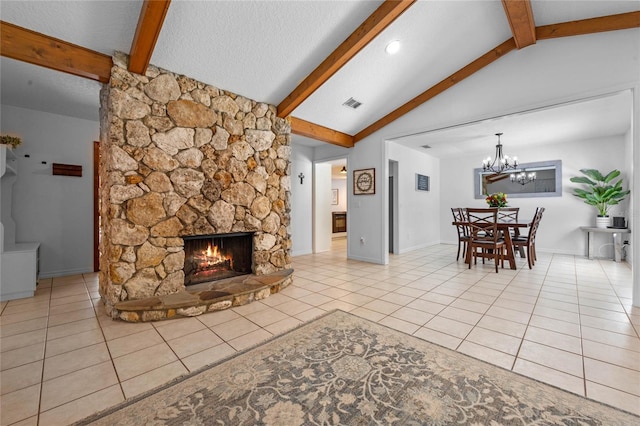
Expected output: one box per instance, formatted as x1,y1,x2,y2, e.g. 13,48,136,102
114,269,293,322
99,53,292,321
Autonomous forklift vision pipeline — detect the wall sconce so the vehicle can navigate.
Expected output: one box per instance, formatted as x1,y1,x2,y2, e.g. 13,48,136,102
298,172,305,184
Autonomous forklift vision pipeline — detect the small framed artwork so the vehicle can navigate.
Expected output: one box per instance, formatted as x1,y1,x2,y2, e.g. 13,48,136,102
354,168,375,195
331,189,339,205
416,174,430,191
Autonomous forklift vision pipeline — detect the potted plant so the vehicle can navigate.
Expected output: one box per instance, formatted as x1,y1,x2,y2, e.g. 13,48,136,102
570,169,630,228
0,134,22,149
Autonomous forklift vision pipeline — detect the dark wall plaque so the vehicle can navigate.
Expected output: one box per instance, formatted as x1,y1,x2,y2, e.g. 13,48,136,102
416,174,429,191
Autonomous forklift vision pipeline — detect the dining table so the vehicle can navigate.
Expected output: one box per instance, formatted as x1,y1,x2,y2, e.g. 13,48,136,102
452,220,530,270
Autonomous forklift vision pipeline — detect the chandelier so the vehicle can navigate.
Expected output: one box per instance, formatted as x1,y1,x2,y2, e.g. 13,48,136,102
482,133,518,174
510,170,536,185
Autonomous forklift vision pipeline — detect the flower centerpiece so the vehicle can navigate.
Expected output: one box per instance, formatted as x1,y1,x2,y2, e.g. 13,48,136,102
485,192,508,207
0,134,22,149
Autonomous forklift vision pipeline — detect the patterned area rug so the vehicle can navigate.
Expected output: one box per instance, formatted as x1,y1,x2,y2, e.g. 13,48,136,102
77,310,638,425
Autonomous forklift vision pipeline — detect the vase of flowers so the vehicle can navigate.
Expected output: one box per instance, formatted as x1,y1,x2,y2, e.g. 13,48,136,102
486,192,508,207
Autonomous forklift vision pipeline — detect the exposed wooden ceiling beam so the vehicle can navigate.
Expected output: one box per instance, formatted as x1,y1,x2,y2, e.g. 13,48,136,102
501,0,536,49
129,0,171,75
277,0,416,119
289,117,354,148
537,11,640,40
354,38,517,143
0,20,112,83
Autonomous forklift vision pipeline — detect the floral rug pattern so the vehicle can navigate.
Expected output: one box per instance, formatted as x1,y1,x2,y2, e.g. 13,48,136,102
77,310,638,425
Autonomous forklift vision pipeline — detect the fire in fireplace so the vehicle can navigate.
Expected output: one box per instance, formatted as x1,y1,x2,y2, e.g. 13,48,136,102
183,232,254,285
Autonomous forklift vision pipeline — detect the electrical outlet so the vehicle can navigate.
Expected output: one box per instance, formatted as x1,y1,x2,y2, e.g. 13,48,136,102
360,237,365,244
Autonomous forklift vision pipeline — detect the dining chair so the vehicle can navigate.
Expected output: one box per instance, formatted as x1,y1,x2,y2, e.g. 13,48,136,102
498,207,521,237
466,208,505,273
512,207,545,269
451,208,470,261
498,206,524,257
498,207,519,223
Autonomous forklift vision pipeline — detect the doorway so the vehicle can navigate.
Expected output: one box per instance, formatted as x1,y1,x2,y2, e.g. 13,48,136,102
313,158,348,254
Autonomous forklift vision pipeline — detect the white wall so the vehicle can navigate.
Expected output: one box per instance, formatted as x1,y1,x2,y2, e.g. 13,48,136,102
0,105,98,277
290,144,313,256
440,136,627,257
388,141,440,253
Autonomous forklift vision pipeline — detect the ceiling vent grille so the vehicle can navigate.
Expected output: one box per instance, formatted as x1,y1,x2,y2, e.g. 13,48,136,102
343,97,362,109
421,144,432,149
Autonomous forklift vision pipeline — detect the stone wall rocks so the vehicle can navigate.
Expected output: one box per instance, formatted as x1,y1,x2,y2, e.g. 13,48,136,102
99,54,291,319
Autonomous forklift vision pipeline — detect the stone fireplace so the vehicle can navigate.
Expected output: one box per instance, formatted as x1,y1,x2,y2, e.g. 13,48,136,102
99,53,292,322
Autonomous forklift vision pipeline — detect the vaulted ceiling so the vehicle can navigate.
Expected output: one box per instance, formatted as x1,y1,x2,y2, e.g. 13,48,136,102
1,0,639,152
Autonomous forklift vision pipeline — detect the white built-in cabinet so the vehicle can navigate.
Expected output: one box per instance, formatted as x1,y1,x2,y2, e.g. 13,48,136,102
1,146,39,301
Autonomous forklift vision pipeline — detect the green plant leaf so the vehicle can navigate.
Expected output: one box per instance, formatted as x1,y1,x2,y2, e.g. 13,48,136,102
579,169,605,182
569,176,595,185
603,170,621,183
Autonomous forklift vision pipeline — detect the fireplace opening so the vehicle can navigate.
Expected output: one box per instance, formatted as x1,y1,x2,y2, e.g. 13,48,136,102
184,232,254,286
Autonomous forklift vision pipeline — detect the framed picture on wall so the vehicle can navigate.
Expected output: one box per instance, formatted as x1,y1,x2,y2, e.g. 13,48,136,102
331,189,339,205
416,174,429,191
353,168,375,195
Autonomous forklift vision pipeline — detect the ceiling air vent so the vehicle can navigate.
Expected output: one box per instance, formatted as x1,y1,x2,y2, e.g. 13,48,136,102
421,145,432,149
342,97,362,109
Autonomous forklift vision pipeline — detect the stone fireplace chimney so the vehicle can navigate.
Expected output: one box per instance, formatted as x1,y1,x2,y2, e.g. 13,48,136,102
99,53,292,320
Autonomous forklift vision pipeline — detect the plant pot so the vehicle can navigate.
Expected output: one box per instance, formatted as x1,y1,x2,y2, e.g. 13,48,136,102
596,215,610,229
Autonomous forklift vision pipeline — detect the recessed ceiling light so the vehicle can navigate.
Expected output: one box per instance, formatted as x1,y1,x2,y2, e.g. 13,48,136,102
385,40,401,55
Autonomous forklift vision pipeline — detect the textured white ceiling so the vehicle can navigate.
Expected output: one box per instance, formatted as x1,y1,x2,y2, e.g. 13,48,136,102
0,0,637,146
531,0,640,25
0,0,141,55
0,57,102,121
151,0,383,106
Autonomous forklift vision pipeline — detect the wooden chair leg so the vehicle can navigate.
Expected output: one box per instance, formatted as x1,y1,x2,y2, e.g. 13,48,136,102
456,241,461,260
526,245,533,269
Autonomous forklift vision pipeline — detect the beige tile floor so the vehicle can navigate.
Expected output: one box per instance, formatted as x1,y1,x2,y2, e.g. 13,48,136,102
1,240,639,425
